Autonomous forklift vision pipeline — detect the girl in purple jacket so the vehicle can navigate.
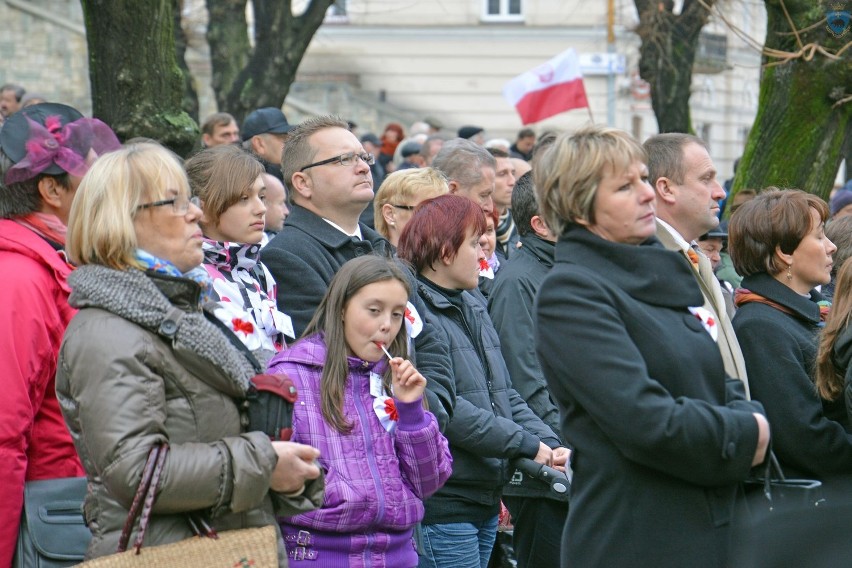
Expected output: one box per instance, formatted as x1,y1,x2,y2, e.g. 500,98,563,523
267,255,452,567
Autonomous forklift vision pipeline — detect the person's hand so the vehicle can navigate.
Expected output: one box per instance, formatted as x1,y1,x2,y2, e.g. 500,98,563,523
391,358,426,403
751,413,770,466
269,441,321,494
533,442,554,467
551,447,572,473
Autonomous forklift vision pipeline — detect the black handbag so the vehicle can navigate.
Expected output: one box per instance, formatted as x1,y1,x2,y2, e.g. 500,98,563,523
743,451,824,519
13,476,91,567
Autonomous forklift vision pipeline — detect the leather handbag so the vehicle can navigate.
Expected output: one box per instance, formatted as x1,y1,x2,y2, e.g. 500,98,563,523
13,476,91,567
78,443,279,568
743,450,825,520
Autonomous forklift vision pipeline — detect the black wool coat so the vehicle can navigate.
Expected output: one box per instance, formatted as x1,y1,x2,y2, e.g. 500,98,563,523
733,272,852,480
536,225,762,568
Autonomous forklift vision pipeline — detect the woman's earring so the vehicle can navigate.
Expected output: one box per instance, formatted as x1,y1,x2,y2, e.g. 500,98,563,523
787,264,793,282
389,221,395,227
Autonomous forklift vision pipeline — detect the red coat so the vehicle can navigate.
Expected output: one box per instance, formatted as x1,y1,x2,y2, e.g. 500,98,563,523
0,220,83,567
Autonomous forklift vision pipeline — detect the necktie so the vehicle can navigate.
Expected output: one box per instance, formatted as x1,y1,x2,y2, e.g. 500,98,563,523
686,247,700,270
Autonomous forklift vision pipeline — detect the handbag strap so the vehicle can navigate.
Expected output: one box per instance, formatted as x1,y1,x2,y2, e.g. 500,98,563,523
115,443,169,554
132,444,169,553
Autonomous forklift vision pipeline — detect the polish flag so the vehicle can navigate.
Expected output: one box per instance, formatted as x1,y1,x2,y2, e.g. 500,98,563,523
502,49,589,125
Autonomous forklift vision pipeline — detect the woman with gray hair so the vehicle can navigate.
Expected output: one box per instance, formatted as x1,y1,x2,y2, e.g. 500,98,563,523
534,125,769,567
57,143,323,564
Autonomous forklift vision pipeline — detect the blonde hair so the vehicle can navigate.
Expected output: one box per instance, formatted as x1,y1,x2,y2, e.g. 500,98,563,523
534,126,646,235
66,143,189,269
184,145,264,227
373,167,449,238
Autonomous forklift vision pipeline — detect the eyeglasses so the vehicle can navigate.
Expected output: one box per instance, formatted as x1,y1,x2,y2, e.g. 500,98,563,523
299,151,375,172
137,194,191,216
390,204,415,211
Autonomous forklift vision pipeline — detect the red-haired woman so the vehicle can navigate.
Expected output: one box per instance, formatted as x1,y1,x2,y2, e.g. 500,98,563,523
397,194,569,568
379,122,404,172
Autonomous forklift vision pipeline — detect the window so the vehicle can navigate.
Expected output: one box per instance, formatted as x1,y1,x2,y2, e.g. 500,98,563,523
483,0,523,22
325,0,348,22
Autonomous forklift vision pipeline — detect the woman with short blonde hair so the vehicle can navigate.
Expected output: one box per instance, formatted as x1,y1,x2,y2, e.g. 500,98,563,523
373,167,448,247
533,125,768,567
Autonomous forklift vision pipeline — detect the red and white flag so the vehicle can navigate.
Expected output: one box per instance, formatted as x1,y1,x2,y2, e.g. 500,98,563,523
502,49,589,125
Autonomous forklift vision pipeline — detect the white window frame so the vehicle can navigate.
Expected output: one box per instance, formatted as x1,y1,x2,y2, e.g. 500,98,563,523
481,0,524,23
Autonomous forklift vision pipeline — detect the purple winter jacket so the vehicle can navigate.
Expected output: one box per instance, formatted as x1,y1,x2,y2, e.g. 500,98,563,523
267,334,452,568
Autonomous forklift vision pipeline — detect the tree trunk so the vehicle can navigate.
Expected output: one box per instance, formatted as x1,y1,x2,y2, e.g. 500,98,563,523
223,0,335,122
634,0,714,133
733,0,852,201
174,0,200,123
205,0,250,113
81,0,199,157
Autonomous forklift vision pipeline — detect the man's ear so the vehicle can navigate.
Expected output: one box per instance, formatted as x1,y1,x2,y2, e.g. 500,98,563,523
654,176,677,205
530,215,553,239
250,135,264,154
290,171,312,201
201,133,212,148
447,180,460,194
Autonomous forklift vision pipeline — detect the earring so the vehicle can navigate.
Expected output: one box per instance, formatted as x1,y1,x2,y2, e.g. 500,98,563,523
787,264,793,282
389,221,395,227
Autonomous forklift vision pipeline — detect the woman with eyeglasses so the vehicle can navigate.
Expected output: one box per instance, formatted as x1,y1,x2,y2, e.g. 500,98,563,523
373,167,449,248
57,143,324,564
185,145,295,367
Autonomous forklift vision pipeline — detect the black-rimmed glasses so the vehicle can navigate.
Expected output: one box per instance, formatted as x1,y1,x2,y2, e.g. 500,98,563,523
299,151,375,172
390,204,416,211
137,195,191,215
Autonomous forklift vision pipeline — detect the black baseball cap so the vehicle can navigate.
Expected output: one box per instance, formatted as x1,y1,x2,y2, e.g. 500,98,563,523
241,107,293,141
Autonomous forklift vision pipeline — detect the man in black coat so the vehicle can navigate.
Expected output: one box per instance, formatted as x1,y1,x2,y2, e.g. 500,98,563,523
260,115,455,429
487,172,567,568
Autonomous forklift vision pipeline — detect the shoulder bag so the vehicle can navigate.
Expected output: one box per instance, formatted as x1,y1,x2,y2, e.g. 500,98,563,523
13,476,90,567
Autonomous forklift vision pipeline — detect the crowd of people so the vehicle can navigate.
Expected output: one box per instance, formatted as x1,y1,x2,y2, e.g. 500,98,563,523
2,83,852,568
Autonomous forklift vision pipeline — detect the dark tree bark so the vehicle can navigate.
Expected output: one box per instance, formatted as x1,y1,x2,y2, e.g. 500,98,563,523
174,0,200,123
205,0,335,123
733,0,852,200
81,0,199,157
634,0,716,133
205,0,251,113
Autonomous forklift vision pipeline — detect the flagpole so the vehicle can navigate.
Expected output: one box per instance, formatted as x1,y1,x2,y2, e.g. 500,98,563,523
586,105,595,124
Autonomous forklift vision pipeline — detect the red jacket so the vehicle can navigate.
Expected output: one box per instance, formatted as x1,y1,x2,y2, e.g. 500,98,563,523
0,220,83,567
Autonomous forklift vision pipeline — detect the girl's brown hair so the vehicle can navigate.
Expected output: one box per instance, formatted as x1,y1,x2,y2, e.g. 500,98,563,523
302,255,411,433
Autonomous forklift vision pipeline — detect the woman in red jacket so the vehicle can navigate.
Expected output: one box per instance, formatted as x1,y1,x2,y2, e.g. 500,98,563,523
0,102,120,566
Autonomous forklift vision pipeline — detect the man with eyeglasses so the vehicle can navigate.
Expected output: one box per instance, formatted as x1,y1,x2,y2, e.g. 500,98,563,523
261,115,455,431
